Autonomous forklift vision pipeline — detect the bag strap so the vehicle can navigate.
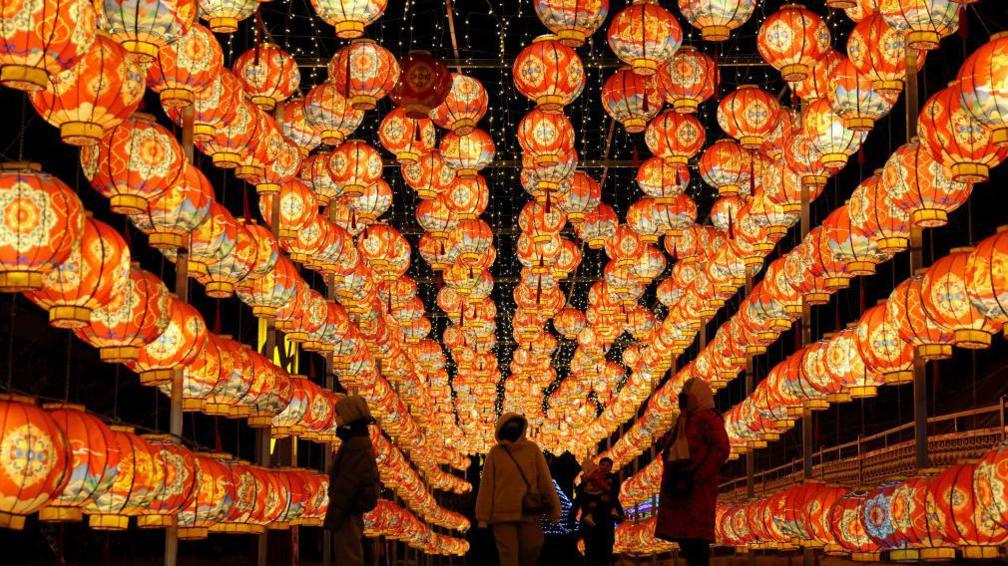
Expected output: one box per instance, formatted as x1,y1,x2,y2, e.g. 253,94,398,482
502,446,532,490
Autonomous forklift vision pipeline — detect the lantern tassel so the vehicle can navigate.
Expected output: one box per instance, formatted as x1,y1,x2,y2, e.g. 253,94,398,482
727,208,735,239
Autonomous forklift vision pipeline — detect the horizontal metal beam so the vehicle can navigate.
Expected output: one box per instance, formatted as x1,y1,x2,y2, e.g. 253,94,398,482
297,55,768,70
382,159,640,169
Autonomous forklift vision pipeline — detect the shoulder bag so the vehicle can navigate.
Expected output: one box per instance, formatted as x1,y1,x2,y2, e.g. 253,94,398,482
503,447,550,516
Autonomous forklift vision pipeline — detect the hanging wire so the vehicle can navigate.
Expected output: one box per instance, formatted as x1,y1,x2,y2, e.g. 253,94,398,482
5,295,16,390
63,332,73,402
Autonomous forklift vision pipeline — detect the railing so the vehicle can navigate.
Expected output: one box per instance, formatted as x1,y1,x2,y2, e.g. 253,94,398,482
717,398,1008,499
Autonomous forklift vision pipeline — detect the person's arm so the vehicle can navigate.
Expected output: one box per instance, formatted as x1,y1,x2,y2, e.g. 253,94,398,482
535,448,562,522
693,412,731,478
326,446,355,526
474,448,496,527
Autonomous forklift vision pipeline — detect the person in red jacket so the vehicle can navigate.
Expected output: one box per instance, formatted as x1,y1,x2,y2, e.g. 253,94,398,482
654,378,730,566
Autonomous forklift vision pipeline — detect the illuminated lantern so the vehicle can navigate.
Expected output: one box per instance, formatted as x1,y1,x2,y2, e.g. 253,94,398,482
656,47,716,113
389,50,452,118
440,129,495,177
129,296,207,386
147,23,221,108
310,0,386,38
784,133,829,191
843,0,878,21
678,0,754,41
402,150,456,199
29,35,144,146
847,13,923,94
137,435,197,528
40,404,120,522
90,113,185,213
757,4,831,82
29,217,130,328
533,0,607,47
203,221,260,298
966,229,1008,329
512,35,586,111
827,56,899,130
232,43,300,110
847,171,910,254
792,49,843,102
176,454,235,539
447,220,495,270
646,111,705,163
607,2,682,75
430,73,488,135
802,98,867,169
883,141,971,228
197,0,256,33
165,69,241,141
136,164,213,250
283,99,323,155
187,202,239,277
236,255,299,318
75,267,171,362
349,178,393,221
304,81,365,146
0,396,69,529
359,224,411,281
415,196,457,239
518,108,574,166
879,0,959,50
0,0,95,91
576,204,617,249
204,459,256,534
229,107,283,181
699,139,752,196
852,302,910,382
920,85,1007,183
828,490,881,560
378,108,436,163
717,85,781,149
636,157,688,201
258,179,319,240
328,38,400,110
84,426,164,529
0,163,85,292
886,275,954,360
301,153,340,203
957,34,1008,147
921,249,999,349
601,68,661,133
559,171,602,222
327,140,383,198
170,332,230,410
444,176,490,220
95,0,197,60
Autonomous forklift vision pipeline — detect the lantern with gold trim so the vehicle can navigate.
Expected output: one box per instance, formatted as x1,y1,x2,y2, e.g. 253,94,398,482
379,108,436,163
84,426,164,529
133,164,213,251
678,0,754,42
282,98,323,156
328,38,400,110
430,73,488,135
847,13,923,95
444,176,490,220
827,56,899,131
803,98,868,169
128,296,207,386
607,2,681,75
533,0,607,47
95,0,196,60
512,35,585,111
699,139,752,196
883,141,972,228
518,108,575,166
165,69,242,141
886,275,954,360
196,0,255,33
136,435,197,528
717,85,781,149
921,249,999,349
304,81,365,146
402,150,456,199
757,4,831,82
327,140,382,199
957,34,1008,147
440,129,495,177
646,110,705,163
656,47,716,113
310,0,387,39
233,43,300,110
879,0,959,51
920,85,1008,183
236,255,299,318
175,453,235,539
390,50,452,118
75,266,171,362
146,23,221,108
0,0,95,91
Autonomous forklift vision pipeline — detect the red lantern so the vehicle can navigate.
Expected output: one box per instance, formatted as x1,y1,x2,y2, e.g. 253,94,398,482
236,255,300,318
0,0,95,91
327,140,383,198
921,249,999,349
310,0,386,38
96,0,196,61
75,267,171,362
957,33,1008,146
187,201,239,276
147,23,222,108
378,108,436,163
847,13,924,95
402,150,456,199
533,0,608,47
601,68,661,133
517,108,575,166
430,73,488,135
645,110,705,163
757,4,831,82
135,164,213,251
919,85,1008,183
84,426,165,529
390,51,452,119
678,0,755,42
304,81,365,146
607,2,682,75
802,98,867,169
882,141,972,228
29,34,144,146
196,0,256,33
0,163,85,292
558,171,602,222
717,85,782,149
966,228,1008,330
137,435,197,528
129,295,208,386
656,46,717,113
879,0,960,50
233,43,300,110
440,129,495,177
792,49,843,102
258,179,319,240
444,175,490,220
328,38,400,110
886,275,954,360
176,454,235,538
165,69,242,141
827,55,899,131
282,98,323,155
699,139,752,196
512,35,585,111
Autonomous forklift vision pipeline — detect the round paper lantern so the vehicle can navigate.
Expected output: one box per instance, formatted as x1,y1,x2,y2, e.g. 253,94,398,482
921,248,999,349
0,395,69,529
165,69,242,141
175,453,235,538
847,13,923,95
328,38,400,110
828,490,881,560
75,267,171,362
136,163,213,250
558,171,602,222
827,56,899,131
136,435,197,528
601,68,661,133
699,139,752,196
310,0,387,39
233,43,300,110
402,150,456,199
170,332,230,410
327,139,383,198
89,113,186,214
957,34,1008,147
882,141,971,228
847,171,910,254
966,228,1008,330
843,0,878,21
757,4,831,82
920,85,1007,183
440,129,495,177
0,0,95,91
28,217,130,328
886,275,954,360
129,296,208,386
84,426,164,529
636,157,688,201
258,179,319,240
717,85,781,149
444,176,489,220
378,108,436,163
203,221,260,298
518,108,574,166
607,2,682,76
678,0,755,41
0,163,85,292
879,0,959,50
95,0,197,60
645,110,705,163
146,23,222,108
29,34,144,146
196,0,256,33
792,48,843,103
802,98,868,169
40,403,120,523
282,98,323,155
348,177,392,221
856,302,914,384
304,81,365,146
186,201,239,277
236,255,299,318
429,73,488,135
533,0,607,47
512,35,586,111
656,47,717,114
390,51,452,118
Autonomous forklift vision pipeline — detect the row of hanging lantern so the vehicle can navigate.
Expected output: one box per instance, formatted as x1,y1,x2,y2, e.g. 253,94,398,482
0,395,330,533
709,443,1008,561
0,0,475,529
364,500,469,557
590,0,988,469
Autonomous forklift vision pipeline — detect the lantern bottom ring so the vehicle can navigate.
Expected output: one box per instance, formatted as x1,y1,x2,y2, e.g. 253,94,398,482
39,505,83,522
0,512,26,530
208,17,239,33
59,121,104,146
98,346,140,363
701,26,731,42
0,270,43,292
88,514,130,530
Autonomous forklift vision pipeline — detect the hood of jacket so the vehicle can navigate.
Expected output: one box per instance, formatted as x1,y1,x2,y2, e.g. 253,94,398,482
495,412,528,443
335,395,372,425
682,377,715,413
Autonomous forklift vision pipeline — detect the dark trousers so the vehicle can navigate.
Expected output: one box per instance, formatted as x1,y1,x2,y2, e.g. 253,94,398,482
583,525,615,566
677,538,711,566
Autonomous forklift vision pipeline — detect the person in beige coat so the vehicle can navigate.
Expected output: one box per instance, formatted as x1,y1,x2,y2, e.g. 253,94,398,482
476,413,561,566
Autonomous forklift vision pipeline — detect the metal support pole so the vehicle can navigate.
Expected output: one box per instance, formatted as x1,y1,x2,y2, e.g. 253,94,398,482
744,274,755,501
798,185,816,566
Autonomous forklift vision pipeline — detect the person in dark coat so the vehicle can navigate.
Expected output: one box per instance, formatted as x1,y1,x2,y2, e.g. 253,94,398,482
654,378,730,566
324,395,380,566
575,457,623,566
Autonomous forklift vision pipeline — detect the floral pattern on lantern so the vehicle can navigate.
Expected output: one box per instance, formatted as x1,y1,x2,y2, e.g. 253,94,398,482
920,85,1008,183
379,108,436,163
147,23,222,108
75,267,171,362
533,0,608,47
328,38,400,110
440,129,495,177
957,34,1008,146
304,81,365,146
310,0,387,39
512,36,585,111
233,43,300,110
678,0,755,42
0,0,95,90
95,0,197,60
717,85,781,149
601,68,660,133
757,4,831,82
607,2,682,76
429,73,488,135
